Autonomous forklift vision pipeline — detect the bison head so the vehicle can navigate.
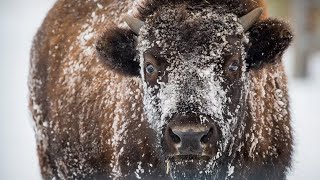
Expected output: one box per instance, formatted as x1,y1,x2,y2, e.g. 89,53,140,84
96,4,292,179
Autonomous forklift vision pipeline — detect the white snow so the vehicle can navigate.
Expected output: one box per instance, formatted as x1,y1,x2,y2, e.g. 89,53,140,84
226,164,235,178
0,1,319,180
285,50,320,180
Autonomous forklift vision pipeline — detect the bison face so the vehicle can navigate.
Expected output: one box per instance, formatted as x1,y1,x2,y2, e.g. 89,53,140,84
137,6,249,173
96,3,292,179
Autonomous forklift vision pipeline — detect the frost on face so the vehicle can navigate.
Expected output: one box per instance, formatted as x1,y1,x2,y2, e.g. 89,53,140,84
137,4,249,170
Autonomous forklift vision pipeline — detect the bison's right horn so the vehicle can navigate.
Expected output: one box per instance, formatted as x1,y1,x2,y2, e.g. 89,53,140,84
123,15,144,35
239,7,263,32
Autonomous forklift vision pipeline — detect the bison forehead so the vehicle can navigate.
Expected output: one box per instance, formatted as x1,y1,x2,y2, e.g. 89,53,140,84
138,6,245,63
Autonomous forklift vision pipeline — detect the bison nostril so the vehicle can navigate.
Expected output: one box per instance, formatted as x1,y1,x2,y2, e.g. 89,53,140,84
200,128,213,144
169,128,181,144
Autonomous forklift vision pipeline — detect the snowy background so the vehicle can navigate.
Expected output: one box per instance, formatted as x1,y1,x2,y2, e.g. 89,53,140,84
0,0,319,180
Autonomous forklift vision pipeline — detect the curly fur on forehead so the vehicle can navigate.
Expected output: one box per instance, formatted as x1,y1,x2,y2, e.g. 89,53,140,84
134,0,267,20
139,6,244,59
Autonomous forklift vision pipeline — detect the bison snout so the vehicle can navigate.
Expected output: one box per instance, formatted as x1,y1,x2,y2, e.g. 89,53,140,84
170,128,211,155
164,114,218,157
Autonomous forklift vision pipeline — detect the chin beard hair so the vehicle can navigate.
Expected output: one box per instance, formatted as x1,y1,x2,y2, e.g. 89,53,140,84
167,157,224,180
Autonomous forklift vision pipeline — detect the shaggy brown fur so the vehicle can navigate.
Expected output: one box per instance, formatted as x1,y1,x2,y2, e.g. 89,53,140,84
29,0,293,179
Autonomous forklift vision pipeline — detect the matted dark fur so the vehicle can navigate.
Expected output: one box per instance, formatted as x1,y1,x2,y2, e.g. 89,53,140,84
96,27,140,76
247,19,293,68
29,0,293,179
135,0,265,20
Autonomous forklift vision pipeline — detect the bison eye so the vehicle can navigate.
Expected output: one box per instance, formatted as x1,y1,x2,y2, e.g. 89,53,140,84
228,61,240,72
145,64,156,74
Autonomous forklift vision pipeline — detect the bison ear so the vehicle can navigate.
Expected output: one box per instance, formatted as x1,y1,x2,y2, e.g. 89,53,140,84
246,18,293,69
96,27,140,76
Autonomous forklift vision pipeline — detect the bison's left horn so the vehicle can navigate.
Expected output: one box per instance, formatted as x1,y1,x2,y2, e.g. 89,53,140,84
239,7,263,32
123,15,144,35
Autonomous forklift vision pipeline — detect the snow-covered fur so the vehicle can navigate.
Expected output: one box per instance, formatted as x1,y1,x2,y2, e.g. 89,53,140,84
29,0,293,179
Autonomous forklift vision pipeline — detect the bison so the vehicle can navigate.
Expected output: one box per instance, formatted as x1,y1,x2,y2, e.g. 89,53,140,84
29,0,293,179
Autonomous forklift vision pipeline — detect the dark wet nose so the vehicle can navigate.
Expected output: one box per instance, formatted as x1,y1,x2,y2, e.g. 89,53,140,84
169,128,213,154
164,117,217,156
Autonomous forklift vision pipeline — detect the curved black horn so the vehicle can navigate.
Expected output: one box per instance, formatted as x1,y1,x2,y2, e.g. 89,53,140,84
239,8,263,32
123,15,144,35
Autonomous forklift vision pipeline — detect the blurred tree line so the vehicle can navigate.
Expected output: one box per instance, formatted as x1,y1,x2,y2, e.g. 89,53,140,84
267,0,320,78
